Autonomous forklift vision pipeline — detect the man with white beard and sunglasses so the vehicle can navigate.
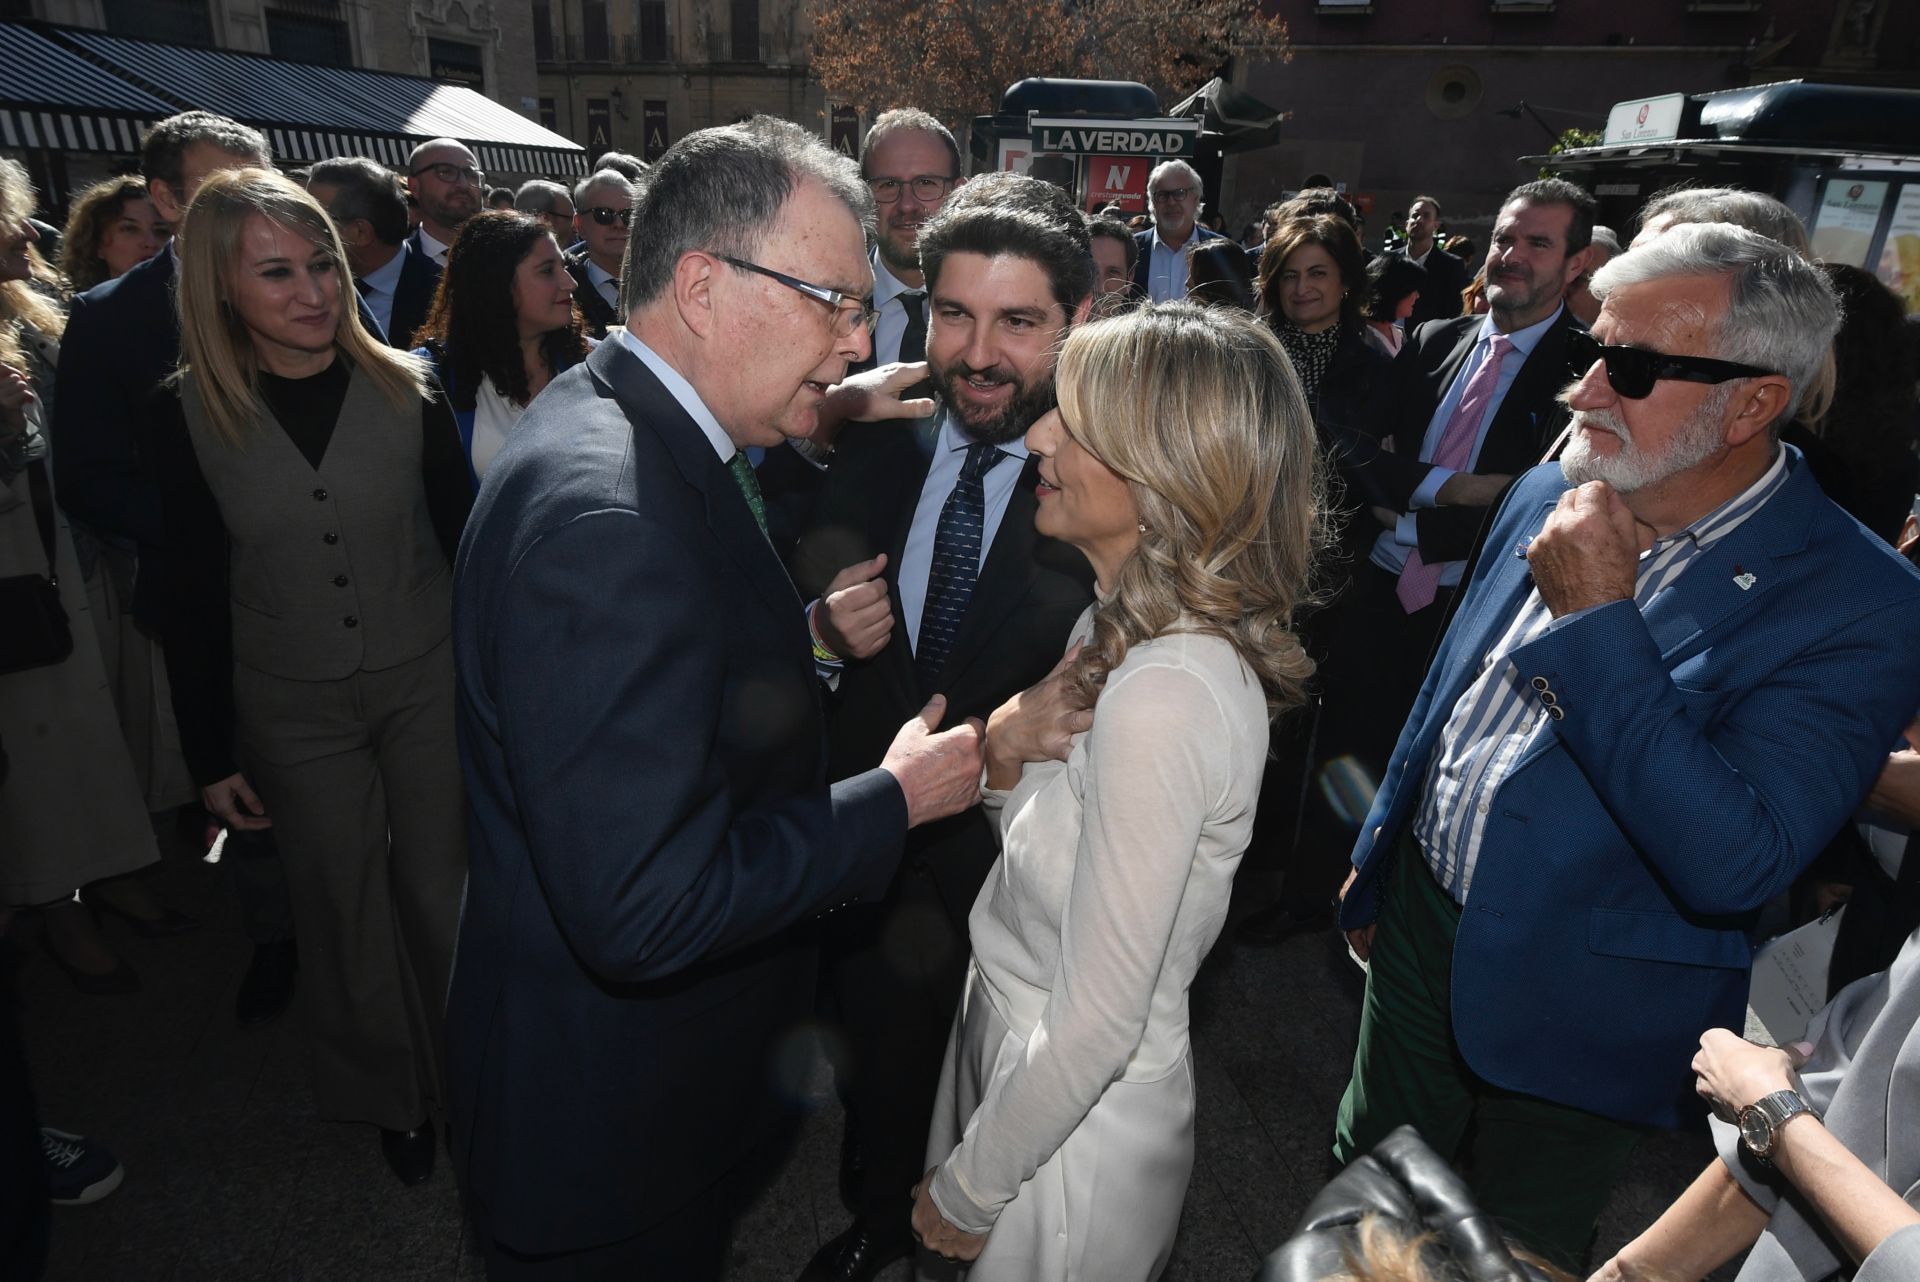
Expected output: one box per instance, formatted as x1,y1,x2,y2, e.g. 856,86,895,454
785,170,1097,1282
1326,220,1920,1274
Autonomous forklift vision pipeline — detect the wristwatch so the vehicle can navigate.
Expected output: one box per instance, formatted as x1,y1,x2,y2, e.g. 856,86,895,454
1737,1088,1820,1161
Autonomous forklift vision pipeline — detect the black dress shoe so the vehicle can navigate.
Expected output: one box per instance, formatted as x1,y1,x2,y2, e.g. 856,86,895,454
380,1123,435,1186
1237,899,1334,948
235,939,298,1028
797,1222,908,1282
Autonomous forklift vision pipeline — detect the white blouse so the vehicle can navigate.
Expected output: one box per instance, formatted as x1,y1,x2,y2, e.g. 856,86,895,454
467,373,525,482
929,607,1271,1231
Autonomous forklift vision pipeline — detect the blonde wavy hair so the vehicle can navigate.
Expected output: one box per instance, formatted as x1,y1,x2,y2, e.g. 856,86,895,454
174,167,428,447
1057,301,1329,720
0,158,68,369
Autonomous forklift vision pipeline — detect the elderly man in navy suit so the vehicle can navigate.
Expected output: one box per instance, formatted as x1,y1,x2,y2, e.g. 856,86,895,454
1331,222,1920,1271
447,116,987,1280
1131,158,1225,303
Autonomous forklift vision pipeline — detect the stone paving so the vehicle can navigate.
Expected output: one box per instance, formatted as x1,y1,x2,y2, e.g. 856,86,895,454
16,833,1736,1280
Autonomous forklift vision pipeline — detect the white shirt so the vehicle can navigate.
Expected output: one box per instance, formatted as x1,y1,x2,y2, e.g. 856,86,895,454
870,252,923,366
583,259,619,308
467,374,525,481
611,328,734,464
413,226,452,266
354,245,406,342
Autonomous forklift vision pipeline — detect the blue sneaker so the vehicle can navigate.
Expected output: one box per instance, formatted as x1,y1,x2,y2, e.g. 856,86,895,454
40,1127,124,1205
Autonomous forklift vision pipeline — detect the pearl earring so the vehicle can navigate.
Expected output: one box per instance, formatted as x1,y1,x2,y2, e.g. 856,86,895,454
1137,522,1148,534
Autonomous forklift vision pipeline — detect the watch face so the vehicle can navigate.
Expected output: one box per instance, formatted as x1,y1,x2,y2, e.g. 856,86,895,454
1741,1108,1774,1154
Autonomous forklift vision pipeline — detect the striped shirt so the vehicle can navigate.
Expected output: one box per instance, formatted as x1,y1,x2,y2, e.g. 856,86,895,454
1413,448,1793,902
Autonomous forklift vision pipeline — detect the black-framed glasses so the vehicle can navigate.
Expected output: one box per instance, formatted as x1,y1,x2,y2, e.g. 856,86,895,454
1151,186,1196,203
868,175,955,205
713,254,876,338
409,162,485,187
1566,328,1777,400
585,206,633,227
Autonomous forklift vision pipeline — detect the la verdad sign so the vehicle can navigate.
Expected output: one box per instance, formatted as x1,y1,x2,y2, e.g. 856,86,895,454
1028,115,1198,158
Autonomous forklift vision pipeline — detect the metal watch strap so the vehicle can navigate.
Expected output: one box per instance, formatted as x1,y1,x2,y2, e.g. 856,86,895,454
1742,1088,1818,1160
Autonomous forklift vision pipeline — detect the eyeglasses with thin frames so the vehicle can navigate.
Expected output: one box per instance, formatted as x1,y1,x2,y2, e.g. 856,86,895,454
409,162,485,188
1565,329,1777,400
585,206,633,227
867,175,956,205
713,254,876,338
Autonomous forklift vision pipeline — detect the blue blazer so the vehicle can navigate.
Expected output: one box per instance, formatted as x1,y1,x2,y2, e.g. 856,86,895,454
445,340,908,1253
1340,453,1920,1128
381,240,441,351
1131,223,1227,296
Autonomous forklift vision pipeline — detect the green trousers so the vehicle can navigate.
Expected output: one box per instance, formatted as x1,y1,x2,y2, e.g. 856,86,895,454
1332,835,1646,1273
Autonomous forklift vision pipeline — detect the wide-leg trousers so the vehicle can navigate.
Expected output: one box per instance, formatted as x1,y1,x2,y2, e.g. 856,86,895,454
233,638,466,1130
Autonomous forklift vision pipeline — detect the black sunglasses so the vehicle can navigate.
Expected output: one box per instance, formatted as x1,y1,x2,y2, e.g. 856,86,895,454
1566,328,1776,400
585,206,633,227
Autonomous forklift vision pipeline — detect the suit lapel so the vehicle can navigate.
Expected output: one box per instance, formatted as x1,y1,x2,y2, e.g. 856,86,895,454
1480,310,1573,468
586,343,802,628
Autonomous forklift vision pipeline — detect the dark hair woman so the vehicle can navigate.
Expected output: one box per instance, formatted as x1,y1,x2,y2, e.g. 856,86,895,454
159,167,472,1185
411,209,591,487
1365,253,1428,356
58,176,169,294
1258,214,1391,436
1185,237,1256,311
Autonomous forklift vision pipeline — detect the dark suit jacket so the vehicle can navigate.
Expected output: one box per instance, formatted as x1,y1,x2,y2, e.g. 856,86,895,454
791,419,1095,914
1131,224,1227,296
446,340,908,1254
1341,454,1920,1127
1342,307,1580,567
381,240,441,351
1406,246,1471,329
565,248,620,338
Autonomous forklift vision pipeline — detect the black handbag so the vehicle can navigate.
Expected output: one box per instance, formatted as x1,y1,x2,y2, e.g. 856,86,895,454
0,458,74,674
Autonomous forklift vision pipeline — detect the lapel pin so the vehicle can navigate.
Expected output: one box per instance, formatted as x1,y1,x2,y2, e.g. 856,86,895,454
1514,537,1533,559
1733,566,1757,591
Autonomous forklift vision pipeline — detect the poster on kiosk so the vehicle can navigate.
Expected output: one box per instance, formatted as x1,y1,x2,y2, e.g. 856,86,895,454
998,116,1200,214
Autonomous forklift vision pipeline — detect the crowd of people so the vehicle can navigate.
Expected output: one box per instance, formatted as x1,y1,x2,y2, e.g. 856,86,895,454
2,99,1919,1282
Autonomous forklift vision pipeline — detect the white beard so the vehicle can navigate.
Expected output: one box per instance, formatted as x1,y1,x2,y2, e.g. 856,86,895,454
1560,385,1735,492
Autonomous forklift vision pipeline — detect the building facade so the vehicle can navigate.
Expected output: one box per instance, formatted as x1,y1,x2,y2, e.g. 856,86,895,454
529,0,831,164
1229,0,1920,241
10,0,538,112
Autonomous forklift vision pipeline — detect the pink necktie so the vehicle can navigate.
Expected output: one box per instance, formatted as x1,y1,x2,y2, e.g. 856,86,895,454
1395,333,1515,613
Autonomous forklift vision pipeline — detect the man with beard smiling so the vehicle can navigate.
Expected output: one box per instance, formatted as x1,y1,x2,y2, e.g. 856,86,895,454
788,170,1097,1282
1270,180,1597,945
1329,222,1920,1271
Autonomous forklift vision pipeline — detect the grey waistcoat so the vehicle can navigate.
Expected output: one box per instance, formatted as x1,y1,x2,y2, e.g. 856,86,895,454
180,363,451,682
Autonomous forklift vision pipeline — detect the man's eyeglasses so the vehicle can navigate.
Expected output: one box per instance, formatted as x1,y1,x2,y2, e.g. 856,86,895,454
1566,329,1777,400
1151,186,1196,203
410,162,485,188
714,254,876,338
585,206,633,227
868,175,956,205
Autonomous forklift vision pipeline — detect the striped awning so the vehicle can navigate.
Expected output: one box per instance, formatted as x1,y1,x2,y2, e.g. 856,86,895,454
0,21,587,178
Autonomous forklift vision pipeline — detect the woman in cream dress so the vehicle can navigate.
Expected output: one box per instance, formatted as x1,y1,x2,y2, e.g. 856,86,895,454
912,302,1327,1280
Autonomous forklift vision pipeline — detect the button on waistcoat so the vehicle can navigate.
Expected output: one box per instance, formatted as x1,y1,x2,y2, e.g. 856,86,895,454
180,365,451,681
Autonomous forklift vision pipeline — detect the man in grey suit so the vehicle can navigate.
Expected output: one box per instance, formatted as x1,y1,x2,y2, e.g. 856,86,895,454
447,116,986,1280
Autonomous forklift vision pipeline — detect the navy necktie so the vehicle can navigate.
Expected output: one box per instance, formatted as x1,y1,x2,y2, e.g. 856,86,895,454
916,442,1007,694
898,291,927,364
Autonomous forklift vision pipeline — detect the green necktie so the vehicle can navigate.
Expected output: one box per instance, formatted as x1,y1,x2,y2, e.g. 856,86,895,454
727,451,769,538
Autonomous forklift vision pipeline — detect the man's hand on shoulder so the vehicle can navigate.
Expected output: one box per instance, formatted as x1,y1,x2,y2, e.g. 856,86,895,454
881,694,985,828
1526,480,1644,617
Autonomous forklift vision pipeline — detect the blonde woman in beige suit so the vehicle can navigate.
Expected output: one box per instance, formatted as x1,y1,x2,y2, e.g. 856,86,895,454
156,168,472,1185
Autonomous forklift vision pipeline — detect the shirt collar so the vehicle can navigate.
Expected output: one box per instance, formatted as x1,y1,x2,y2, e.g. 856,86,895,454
612,329,736,464
1151,225,1195,254
583,259,617,289
415,226,451,262
938,408,1030,461
1477,302,1563,359
871,251,919,311
358,244,406,296
1650,443,1791,556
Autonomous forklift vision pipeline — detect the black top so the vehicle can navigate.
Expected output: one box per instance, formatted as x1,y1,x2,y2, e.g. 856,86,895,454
152,359,473,784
